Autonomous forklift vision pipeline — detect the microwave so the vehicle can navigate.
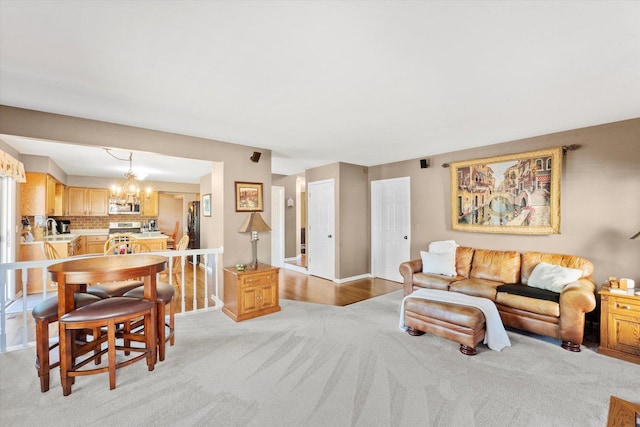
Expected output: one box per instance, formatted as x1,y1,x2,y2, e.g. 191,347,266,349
109,201,141,215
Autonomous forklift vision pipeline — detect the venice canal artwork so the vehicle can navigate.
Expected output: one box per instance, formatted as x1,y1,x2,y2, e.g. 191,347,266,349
455,154,553,228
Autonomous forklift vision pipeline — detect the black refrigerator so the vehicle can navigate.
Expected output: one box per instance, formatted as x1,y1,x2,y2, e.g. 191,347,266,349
188,201,200,263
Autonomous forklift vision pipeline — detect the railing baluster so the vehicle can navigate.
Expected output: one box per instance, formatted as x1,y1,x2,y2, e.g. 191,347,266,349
1,271,6,353
0,247,223,353
203,255,209,309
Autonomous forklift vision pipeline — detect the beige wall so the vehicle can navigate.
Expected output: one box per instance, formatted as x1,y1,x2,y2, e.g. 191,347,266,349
0,105,272,269
338,163,370,279
305,162,370,280
369,118,640,287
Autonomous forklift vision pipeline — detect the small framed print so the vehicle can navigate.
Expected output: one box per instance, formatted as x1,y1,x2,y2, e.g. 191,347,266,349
202,193,211,217
235,182,263,212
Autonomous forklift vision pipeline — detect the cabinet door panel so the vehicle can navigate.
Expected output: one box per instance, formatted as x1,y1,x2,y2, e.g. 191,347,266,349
88,188,109,216
260,283,277,309
609,313,640,355
45,175,56,215
240,286,261,314
68,187,88,216
21,172,47,216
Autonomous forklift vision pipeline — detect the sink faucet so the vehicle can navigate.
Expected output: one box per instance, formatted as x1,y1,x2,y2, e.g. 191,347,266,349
45,218,58,236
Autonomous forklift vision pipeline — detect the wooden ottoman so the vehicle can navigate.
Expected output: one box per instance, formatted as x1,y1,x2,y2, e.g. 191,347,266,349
404,297,486,355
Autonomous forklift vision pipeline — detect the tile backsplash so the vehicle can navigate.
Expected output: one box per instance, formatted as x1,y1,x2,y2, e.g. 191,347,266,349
30,215,158,230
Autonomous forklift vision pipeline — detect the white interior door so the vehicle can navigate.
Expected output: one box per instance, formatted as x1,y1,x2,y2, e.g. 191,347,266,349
371,177,410,282
271,186,285,268
307,179,335,281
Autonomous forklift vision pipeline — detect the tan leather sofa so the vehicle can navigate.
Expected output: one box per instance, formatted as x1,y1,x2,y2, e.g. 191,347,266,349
399,247,597,352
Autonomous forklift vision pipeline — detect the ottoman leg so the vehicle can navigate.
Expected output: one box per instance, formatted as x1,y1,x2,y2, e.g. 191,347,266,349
459,344,477,356
407,327,425,336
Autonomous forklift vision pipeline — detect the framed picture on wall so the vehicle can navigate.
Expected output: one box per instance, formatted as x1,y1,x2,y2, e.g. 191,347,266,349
449,147,562,235
202,193,211,217
235,181,263,212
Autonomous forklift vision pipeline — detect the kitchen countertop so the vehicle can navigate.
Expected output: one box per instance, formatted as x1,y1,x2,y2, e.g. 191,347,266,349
21,230,168,244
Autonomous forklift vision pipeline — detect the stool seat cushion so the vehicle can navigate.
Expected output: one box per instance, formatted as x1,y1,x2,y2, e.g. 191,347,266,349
61,297,154,323
87,280,145,299
32,293,102,321
122,282,175,302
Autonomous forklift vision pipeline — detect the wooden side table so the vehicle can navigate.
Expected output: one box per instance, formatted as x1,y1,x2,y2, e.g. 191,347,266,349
223,263,280,322
599,287,640,364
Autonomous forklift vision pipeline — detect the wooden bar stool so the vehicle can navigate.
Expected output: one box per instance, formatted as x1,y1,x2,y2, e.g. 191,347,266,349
59,297,156,394
32,293,102,392
123,281,175,361
86,243,151,299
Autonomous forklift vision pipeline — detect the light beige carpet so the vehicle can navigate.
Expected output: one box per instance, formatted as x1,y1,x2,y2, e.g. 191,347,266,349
1,290,638,426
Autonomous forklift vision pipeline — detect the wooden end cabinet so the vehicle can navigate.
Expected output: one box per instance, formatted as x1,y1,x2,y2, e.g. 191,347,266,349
223,264,280,322
599,287,640,364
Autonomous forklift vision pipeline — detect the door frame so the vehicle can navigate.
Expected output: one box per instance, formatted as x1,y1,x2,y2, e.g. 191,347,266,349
271,185,285,268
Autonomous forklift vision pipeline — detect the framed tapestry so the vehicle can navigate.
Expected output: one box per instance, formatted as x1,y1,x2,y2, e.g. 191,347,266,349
449,147,562,235
235,181,263,212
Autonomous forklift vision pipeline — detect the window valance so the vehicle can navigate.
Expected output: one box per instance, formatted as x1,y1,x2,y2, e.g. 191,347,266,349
0,149,26,182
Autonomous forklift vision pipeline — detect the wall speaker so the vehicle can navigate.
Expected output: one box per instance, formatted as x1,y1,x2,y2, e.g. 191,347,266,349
250,152,262,163
420,159,429,169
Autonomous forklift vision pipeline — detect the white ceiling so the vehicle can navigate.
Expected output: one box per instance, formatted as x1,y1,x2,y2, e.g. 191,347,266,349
1,1,639,179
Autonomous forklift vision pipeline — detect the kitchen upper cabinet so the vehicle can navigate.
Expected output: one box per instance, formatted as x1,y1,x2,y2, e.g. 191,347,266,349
142,191,159,216
21,172,60,216
67,187,109,216
54,182,67,216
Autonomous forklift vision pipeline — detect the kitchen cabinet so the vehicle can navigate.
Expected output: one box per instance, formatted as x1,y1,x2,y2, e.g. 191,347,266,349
18,238,78,294
85,235,108,254
67,187,109,216
74,236,85,255
141,237,167,251
18,243,56,294
21,172,60,216
54,182,67,216
142,191,159,216
222,264,280,322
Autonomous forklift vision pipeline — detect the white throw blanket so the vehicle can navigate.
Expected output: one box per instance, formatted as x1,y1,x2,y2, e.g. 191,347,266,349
399,288,511,352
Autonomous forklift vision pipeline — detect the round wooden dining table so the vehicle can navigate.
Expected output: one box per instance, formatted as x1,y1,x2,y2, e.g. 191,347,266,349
48,254,167,396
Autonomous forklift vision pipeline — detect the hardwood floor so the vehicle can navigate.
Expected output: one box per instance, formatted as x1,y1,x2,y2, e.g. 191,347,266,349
279,268,403,306
175,263,403,309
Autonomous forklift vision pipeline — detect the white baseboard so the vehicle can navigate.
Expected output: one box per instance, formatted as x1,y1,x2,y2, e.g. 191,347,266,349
333,273,373,283
284,263,309,274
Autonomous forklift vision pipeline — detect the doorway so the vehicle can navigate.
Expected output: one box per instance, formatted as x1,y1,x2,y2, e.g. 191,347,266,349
371,177,410,282
307,179,335,281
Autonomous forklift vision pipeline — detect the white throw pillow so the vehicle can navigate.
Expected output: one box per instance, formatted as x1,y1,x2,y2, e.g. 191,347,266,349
528,262,583,293
420,250,456,277
428,240,458,254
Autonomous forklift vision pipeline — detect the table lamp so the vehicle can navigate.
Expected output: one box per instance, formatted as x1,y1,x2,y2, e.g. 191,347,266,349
238,212,271,268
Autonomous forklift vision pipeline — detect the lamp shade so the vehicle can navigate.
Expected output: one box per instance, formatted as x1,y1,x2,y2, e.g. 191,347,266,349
238,212,271,233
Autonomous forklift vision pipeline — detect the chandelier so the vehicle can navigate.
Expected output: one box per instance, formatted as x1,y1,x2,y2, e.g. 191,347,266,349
107,150,147,205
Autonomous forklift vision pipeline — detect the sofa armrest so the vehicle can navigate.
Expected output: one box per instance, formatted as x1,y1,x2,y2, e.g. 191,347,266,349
399,260,422,296
560,278,597,313
558,278,597,345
